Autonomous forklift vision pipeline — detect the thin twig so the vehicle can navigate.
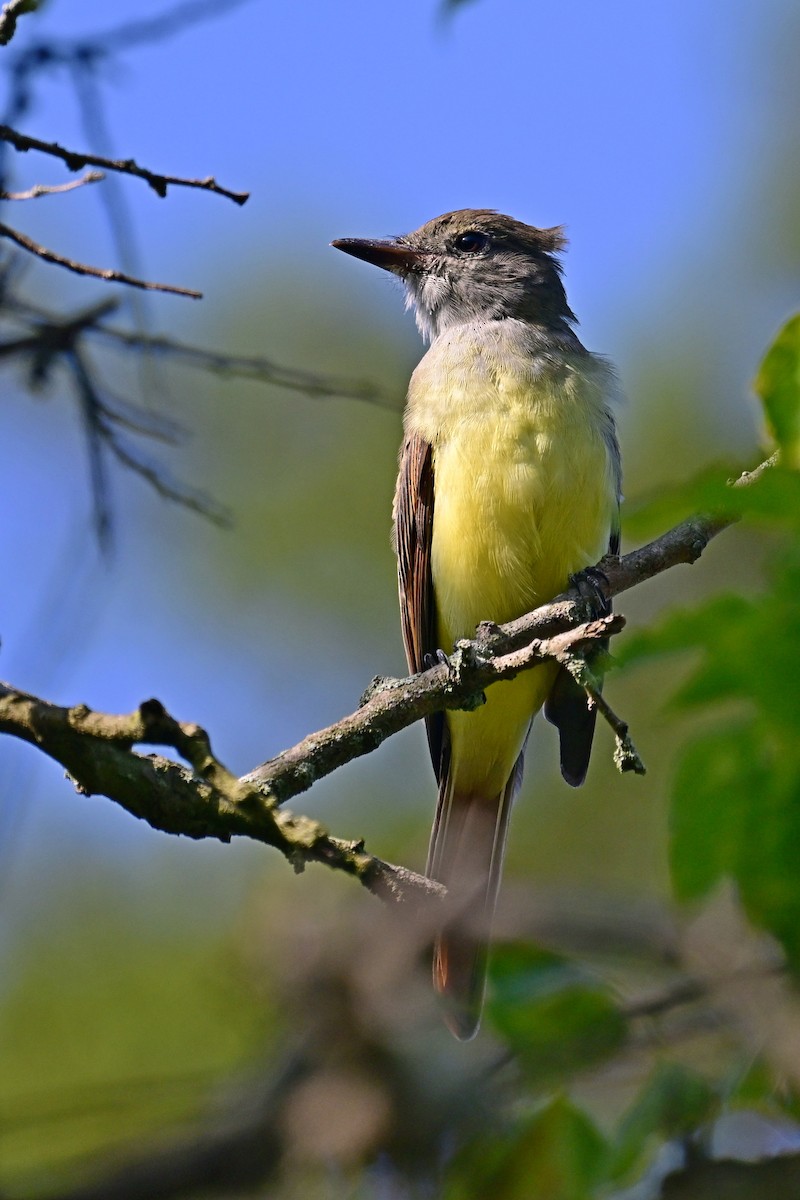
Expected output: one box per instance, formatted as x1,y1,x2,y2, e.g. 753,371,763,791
0,0,37,47
591,684,646,774
95,0,258,53
103,423,231,528
1,169,104,199
94,325,399,408
0,220,201,296
2,295,397,408
68,348,112,548
73,345,230,540
553,646,646,774
0,297,119,361
0,123,248,204
0,294,227,540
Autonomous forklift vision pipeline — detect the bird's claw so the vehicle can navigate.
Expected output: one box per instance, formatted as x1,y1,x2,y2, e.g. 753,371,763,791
423,648,452,670
569,565,611,619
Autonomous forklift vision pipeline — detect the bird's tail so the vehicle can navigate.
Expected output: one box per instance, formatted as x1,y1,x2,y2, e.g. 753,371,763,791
426,755,525,1040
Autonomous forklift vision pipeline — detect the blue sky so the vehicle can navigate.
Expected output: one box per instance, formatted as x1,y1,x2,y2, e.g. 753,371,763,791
1,0,797,958
7,0,790,322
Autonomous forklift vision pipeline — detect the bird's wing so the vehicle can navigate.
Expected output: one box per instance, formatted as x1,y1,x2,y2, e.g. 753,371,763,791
393,432,446,781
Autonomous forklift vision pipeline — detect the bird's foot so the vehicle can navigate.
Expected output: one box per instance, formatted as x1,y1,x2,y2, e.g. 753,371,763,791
569,565,611,620
423,648,452,670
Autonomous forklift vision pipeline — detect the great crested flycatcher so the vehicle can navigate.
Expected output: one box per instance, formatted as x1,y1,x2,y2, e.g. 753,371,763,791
333,210,621,1039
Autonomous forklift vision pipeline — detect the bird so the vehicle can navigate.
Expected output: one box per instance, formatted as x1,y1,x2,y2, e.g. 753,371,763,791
332,210,621,1039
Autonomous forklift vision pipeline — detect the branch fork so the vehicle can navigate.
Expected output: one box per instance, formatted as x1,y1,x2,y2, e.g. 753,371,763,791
0,457,774,902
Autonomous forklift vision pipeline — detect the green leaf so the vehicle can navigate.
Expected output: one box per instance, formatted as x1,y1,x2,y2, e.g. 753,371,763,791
446,1096,609,1200
670,722,766,901
486,945,626,1082
621,464,743,540
736,757,800,967
622,457,800,544
609,1064,718,1182
619,594,753,670
669,719,800,967
754,314,800,468
731,463,800,526
622,547,800,728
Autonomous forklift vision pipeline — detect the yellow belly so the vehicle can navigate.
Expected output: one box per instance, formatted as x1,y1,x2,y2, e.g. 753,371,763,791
429,374,614,796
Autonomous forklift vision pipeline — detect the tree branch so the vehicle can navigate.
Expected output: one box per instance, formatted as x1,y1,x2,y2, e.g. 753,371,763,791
0,0,37,47
0,123,249,204
246,614,625,804
0,688,443,906
0,220,202,296
0,459,770,900
92,325,400,408
1,168,104,198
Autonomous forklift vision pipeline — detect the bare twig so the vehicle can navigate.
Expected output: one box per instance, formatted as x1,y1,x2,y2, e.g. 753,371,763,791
599,456,777,599
67,346,232,546
101,420,231,527
93,325,399,408
0,0,37,47
589,683,645,774
553,646,646,774
0,123,248,204
95,0,258,52
2,296,396,409
0,295,228,541
0,297,118,362
1,169,104,199
0,220,201,296
67,347,112,548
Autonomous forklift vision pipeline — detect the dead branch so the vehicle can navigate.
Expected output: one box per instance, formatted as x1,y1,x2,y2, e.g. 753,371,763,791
0,0,37,47
0,124,248,204
0,220,202,296
1,169,104,198
0,296,226,544
93,325,400,408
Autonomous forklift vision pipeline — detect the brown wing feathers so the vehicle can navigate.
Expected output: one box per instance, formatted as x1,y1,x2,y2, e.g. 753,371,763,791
393,433,446,780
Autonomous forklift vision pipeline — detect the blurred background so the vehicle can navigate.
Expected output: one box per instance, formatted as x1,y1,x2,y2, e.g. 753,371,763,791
1,0,798,1195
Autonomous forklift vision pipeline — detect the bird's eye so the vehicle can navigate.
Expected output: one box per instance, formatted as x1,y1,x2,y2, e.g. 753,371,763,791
454,231,489,254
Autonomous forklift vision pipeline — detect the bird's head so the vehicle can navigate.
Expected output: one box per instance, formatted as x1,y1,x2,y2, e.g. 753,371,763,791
332,209,575,341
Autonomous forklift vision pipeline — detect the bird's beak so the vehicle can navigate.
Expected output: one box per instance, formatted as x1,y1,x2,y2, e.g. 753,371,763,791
331,237,423,274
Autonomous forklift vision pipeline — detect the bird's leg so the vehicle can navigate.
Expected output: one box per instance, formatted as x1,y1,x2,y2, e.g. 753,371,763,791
569,565,612,622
